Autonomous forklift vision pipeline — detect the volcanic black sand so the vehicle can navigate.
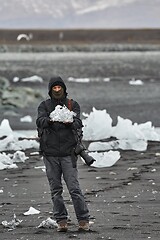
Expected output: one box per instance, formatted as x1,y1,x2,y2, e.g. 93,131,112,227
0,49,160,239
0,143,160,240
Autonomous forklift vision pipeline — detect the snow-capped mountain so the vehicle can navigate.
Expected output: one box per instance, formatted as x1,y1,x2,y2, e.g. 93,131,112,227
0,0,159,29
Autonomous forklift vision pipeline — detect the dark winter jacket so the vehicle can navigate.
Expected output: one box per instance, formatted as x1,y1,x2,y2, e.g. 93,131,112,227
36,77,82,156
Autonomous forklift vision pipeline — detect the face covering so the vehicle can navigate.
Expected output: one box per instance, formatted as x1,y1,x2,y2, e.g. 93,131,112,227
51,87,64,99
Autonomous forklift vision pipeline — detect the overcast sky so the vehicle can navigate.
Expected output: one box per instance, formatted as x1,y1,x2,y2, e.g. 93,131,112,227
0,0,159,29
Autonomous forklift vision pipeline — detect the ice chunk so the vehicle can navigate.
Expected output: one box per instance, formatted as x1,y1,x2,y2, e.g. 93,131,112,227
129,79,144,85
88,151,120,168
12,151,29,163
0,135,39,152
82,107,113,140
137,121,160,141
2,214,23,229
23,207,40,215
0,119,13,137
37,217,58,228
20,115,32,123
21,75,43,83
113,116,145,140
0,152,18,170
68,77,90,83
88,139,148,152
50,105,76,122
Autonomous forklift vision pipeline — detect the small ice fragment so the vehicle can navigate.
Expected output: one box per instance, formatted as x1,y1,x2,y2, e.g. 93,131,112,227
13,77,20,82
37,217,58,228
89,220,94,225
21,75,43,83
4,178,9,181
129,78,144,85
103,77,110,82
96,176,101,179
109,171,116,175
127,167,138,171
155,152,160,156
13,151,29,163
23,207,40,215
2,214,23,229
20,115,32,123
30,152,39,155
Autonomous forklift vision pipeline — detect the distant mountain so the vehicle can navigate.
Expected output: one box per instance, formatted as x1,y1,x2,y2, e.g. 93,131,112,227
0,0,160,29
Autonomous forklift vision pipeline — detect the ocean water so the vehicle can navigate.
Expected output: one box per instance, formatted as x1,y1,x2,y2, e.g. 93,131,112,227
0,50,160,130
0,51,160,80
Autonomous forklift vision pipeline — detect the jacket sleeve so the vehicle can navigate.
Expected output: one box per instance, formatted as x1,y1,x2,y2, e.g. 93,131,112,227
36,101,51,129
72,100,83,130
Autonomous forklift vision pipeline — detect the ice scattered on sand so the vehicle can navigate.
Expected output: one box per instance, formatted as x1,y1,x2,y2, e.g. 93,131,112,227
0,135,39,152
20,115,33,123
1,105,160,169
88,139,148,152
0,119,13,137
12,150,29,163
34,166,46,172
23,207,40,215
82,108,160,167
127,167,138,171
155,152,160,156
103,77,110,82
4,178,10,181
20,75,43,83
50,105,76,122
68,77,90,83
2,214,23,230
83,107,160,144
0,153,18,170
113,117,160,141
0,119,39,154
0,151,29,170
83,107,113,140
30,151,39,155
129,78,144,85
4,178,9,181
89,151,120,168
37,217,58,228
13,76,20,82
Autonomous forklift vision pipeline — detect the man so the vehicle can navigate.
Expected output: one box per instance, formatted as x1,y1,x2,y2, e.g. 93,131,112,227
36,76,90,232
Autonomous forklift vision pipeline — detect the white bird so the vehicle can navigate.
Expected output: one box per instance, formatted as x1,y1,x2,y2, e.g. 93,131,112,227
17,33,33,41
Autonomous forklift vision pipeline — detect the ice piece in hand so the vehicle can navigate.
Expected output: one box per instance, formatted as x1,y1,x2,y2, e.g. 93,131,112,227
50,105,76,123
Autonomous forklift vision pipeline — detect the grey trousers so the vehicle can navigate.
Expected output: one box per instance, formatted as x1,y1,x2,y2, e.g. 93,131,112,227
43,155,90,223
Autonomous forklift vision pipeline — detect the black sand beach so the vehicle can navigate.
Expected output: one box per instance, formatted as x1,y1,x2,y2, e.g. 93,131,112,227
0,46,160,239
0,142,160,240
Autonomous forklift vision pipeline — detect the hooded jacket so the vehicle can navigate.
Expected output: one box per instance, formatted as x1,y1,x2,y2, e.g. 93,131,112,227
36,76,83,157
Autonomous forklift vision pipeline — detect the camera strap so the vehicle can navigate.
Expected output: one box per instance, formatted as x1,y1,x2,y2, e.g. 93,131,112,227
67,99,72,111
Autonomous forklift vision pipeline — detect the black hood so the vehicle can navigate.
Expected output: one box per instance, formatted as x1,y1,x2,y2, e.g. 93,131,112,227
48,76,67,97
